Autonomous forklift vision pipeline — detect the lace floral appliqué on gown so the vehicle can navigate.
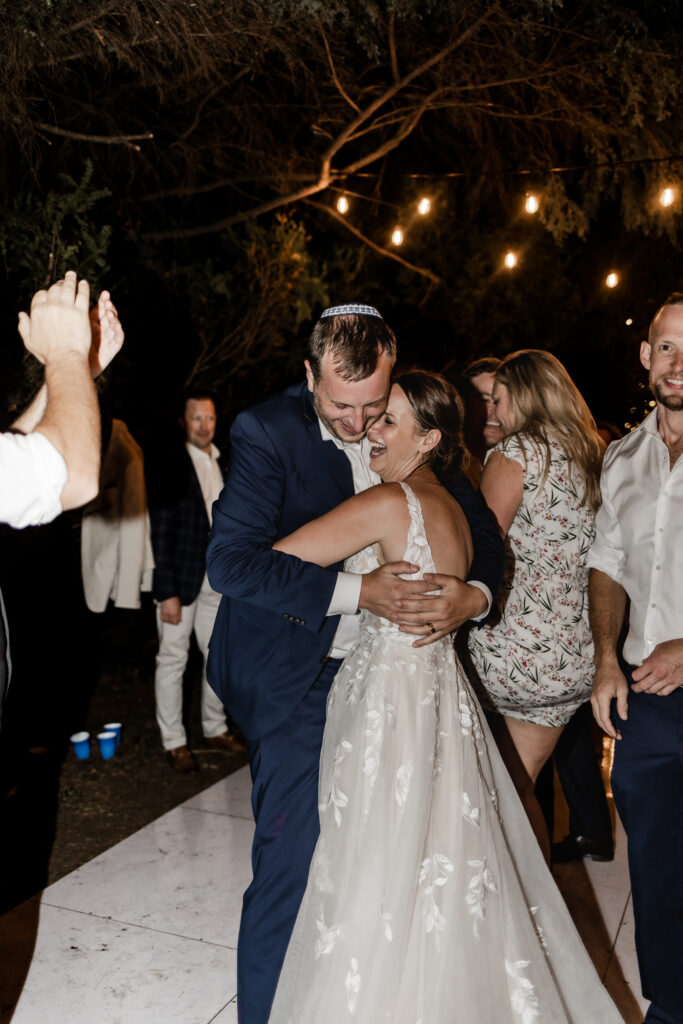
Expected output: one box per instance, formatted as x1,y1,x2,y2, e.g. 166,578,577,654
268,483,620,1024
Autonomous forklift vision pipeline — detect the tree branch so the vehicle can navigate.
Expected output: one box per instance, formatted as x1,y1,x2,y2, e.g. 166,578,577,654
33,121,153,149
319,18,360,113
306,199,441,285
388,13,400,85
145,6,497,239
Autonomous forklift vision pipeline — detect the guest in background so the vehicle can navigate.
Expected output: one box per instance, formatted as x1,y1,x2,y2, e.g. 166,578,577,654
458,356,503,486
149,391,245,774
467,349,604,862
81,415,155,615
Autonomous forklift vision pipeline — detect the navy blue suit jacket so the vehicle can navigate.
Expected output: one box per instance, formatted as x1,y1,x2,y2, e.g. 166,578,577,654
207,382,504,740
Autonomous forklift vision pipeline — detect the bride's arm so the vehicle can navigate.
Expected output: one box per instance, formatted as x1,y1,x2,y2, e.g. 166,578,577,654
273,483,403,567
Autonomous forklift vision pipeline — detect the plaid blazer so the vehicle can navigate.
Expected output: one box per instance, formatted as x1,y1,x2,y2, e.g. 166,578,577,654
149,447,222,606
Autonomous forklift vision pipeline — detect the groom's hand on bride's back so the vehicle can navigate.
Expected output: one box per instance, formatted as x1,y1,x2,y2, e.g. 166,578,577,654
395,574,488,647
359,562,436,623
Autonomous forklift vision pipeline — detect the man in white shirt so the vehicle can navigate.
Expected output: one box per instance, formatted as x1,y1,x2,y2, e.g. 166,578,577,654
149,393,245,773
588,293,683,1024
2,272,122,530
1,272,123,723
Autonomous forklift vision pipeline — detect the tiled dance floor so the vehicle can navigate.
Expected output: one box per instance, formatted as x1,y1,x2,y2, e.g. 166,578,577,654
0,766,648,1024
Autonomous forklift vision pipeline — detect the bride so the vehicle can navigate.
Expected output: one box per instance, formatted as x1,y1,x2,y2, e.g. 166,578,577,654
267,370,621,1024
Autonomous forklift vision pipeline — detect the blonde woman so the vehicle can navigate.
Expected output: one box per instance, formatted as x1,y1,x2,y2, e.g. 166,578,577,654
468,350,604,862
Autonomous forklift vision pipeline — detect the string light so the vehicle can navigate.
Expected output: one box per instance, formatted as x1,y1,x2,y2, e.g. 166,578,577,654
625,318,633,325
323,188,653,297
659,186,676,207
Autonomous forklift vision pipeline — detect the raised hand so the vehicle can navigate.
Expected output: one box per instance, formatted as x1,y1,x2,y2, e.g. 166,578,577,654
88,290,124,377
18,271,91,363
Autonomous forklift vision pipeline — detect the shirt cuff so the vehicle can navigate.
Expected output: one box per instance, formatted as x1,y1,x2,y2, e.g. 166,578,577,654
467,580,492,622
327,571,363,617
586,544,623,584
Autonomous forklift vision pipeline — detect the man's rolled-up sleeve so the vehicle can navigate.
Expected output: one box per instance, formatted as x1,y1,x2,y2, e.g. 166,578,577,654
586,478,624,584
0,432,67,529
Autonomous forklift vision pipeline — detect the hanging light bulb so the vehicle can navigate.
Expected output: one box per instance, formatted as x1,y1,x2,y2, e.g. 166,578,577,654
391,228,404,246
605,272,619,289
336,195,349,214
524,193,539,214
504,251,518,269
659,186,676,207
417,197,431,216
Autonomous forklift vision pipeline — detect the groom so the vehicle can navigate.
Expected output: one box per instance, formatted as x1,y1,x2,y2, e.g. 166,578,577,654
207,304,505,1024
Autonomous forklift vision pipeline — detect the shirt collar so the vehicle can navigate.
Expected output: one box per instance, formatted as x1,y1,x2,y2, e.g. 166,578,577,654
639,408,659,435
186,441,221,461
318,416,365,454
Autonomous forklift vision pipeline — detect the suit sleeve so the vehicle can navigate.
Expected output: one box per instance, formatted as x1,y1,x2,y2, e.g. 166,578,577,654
206,409,338,633
443,470,506,622
149,490,180,603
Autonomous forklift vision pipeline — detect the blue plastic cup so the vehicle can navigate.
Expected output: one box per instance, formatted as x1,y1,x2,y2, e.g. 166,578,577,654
70,731,91,760
97,731,117,760
104,722,122,749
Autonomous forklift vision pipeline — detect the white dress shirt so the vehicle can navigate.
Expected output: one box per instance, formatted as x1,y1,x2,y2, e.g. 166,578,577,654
587,408,683,666
0,431,67,529
320,420,380,658
186,441,224,525
187,440,224,593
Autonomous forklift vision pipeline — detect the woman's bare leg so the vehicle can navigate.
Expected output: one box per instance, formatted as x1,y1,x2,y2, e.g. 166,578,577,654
489,714,564,864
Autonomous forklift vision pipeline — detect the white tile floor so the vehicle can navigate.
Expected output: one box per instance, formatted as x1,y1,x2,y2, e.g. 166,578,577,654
0,766,648,1024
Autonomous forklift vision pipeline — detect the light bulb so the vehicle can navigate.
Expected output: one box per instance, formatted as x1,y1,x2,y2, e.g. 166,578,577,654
391,228,404,246
606,272,619,289
504,251,517,269
417,197,431,216
524,194,539,214
336,195,349,214
625,318,633,326
660,187,675,208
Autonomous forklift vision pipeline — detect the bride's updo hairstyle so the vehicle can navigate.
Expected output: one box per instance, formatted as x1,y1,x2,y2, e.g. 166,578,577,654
393,370,468,476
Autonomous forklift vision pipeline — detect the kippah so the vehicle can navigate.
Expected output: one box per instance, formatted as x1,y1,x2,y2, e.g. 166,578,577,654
319,303,382,319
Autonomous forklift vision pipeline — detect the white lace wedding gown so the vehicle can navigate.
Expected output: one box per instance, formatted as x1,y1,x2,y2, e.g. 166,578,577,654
268,483,622,1024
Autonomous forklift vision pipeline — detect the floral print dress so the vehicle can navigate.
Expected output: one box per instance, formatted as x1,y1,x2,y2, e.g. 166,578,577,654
267,483,619,1024
468,433,596,727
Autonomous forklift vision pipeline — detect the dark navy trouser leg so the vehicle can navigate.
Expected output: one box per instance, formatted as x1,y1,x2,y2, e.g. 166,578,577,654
237,658,340,1024
556,703,612,841
611,669,683,1023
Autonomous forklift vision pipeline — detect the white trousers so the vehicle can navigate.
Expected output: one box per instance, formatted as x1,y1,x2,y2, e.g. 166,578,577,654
154,579,226,750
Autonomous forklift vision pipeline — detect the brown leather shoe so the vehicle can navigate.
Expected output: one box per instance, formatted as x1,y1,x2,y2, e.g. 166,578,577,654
166,745,199,774
204,731,247,754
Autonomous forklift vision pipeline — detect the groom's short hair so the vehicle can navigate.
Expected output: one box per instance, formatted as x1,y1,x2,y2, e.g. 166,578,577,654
307,313,397,383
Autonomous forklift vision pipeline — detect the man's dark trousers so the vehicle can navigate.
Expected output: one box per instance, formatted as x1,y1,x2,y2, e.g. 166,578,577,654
611,668,683,1024
238,657,341,1024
